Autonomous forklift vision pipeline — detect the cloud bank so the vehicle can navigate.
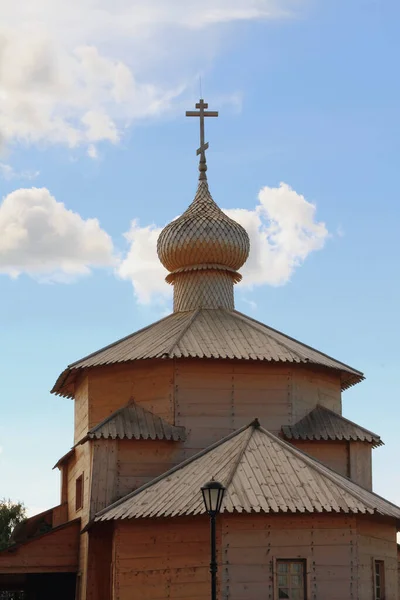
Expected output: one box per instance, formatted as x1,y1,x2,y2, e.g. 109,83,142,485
0,0,297,155
0,188,114,280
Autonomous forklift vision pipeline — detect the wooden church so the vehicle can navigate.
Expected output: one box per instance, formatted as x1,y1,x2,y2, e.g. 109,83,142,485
1,100,399,600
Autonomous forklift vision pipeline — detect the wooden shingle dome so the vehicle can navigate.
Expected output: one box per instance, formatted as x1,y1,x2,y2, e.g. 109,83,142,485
157,180,250,277
157,180,250,312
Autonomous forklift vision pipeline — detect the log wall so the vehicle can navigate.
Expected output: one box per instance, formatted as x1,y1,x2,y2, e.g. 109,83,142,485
174,360,342,460
111,513,398,600
349,441,373,490
87,361,174,431
290,440,349,477
0,521,80,574
357,518,398,600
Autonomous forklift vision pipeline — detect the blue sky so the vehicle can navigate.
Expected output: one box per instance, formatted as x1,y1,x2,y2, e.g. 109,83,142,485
1,0,399,515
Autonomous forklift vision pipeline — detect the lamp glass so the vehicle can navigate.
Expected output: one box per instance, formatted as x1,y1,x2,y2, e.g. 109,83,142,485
201,481,225,515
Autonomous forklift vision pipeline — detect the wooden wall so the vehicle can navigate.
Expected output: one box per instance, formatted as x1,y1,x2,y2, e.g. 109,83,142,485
0,521,80,574
87,361,174,431
89,439,182,518
109,513,398,600
290,440,349,478
74,375,89,444
291,367,342,420
66,440,92,600
113,517,213,600
349,441,373,490
116,439,181,499
174,359,342,460
86,524,113,600
357,517,398,600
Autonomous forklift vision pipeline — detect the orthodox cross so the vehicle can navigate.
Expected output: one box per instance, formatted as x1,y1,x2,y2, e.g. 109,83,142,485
186,99,218,179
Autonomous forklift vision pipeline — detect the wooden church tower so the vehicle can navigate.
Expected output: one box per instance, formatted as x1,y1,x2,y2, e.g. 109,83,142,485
0,100,399,600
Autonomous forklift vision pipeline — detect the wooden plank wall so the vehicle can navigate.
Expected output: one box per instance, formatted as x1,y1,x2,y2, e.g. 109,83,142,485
113,517,214,600
67,443,91,523
398,547,400,599
291,367,342,421
86,524,113,600
0,521,80,574
67,441,92,600
175,360,292,459
221,513,356,600
110,513,397,600
74,375,89,444
116,439,181,500
89,439,181,518
290,440,349,478
357,517,398,600
349,441,373,490
88,361,174,431
90,440,118,519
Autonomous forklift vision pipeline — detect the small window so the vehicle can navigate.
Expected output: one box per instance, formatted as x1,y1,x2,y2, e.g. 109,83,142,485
75,474,84,511
374,560,385,600
276,559,306,599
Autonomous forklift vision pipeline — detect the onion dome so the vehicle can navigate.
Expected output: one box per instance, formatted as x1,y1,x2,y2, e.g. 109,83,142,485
157,180,250,282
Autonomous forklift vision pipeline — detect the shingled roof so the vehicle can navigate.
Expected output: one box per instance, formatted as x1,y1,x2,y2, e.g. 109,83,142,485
282,405,382,447
82,401,186,443
52,308,364,398
94,420,400,522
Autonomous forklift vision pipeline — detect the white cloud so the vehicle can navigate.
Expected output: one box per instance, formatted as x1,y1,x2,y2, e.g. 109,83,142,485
117,220,171,304
0,187,114,280
0,28,182,152
0,163,39,181
229,183,328,287
117,182,328,304
0,1,297,152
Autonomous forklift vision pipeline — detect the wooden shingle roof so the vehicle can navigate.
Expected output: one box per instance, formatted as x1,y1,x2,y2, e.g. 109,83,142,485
83,401,186,443
95,420,400,522
282,405,382,447
52,308,364,398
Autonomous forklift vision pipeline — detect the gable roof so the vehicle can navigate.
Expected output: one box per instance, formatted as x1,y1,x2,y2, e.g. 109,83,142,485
95,420,400,522
282,405,382,447
83,401,186,443
52,308,364,398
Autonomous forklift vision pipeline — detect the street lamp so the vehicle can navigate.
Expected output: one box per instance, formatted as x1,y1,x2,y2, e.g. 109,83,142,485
201,481,226,600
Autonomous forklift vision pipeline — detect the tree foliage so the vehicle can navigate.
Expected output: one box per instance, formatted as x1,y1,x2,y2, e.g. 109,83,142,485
0,499,27,551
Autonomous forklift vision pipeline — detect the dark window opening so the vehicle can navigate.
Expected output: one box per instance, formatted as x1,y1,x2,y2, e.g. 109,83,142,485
75,474,84,511
277,559,306,600
374,560,385,600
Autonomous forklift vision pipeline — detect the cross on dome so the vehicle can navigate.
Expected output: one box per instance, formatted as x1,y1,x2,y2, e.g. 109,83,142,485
157,99,250,313
186,99,218,180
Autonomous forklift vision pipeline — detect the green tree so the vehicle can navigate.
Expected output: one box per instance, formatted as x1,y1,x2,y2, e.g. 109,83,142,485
0,499,26,551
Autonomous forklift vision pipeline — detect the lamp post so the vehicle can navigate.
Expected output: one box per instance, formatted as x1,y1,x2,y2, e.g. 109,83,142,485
201,481,226,600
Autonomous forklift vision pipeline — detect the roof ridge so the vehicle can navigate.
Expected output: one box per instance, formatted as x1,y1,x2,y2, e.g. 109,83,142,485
94,420,256,520
257,425,394,512
67,312,179,369
224,424,255,490
231,309,364,377
166,308,201,357
313,404,381,440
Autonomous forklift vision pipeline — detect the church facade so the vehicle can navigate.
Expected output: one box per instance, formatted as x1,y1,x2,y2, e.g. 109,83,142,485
1,100,399,600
